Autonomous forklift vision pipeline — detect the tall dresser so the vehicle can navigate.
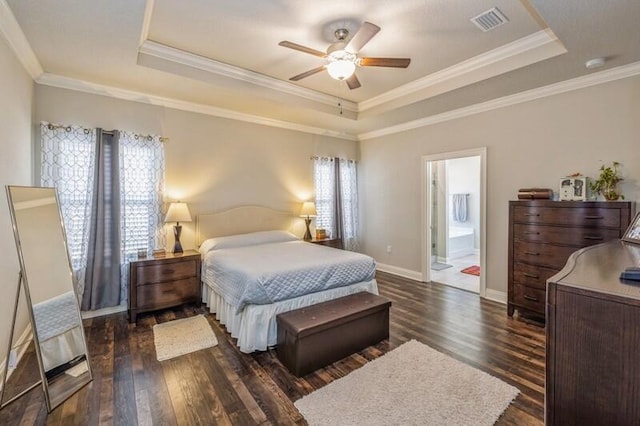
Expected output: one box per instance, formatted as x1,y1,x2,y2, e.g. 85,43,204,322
508,200,634,319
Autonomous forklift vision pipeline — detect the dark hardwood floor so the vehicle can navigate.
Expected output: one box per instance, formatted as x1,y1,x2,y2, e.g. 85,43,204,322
0,272,545,425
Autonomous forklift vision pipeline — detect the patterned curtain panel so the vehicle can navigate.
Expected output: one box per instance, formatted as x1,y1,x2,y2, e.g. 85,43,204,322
119,132,166,304
313,156,360,251
40,122,96,297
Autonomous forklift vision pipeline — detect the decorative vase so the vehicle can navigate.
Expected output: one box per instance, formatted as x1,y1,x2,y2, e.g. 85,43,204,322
603,186,620,201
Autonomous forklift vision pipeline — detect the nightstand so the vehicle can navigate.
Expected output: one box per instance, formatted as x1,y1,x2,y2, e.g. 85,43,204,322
310,237,343,250
128,250,201,323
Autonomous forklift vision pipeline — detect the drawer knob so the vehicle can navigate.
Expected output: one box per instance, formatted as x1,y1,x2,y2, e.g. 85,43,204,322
584,215,604,219
524,251,540,256
583,236,603,241
523,295,538,302
523,273,539,279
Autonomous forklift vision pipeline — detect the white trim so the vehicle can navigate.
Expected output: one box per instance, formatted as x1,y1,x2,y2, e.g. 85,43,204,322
81,305,127,319
36,73,358,141
0,0,43,78
359,29,566,112
376,262,423,282
139,40,359,114
484,289,507,304
0,324,33,391
138,0,155,48
359,61,640,140
422,148,487,299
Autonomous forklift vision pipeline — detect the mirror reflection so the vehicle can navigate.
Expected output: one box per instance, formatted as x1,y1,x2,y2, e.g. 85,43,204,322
3,186,92,412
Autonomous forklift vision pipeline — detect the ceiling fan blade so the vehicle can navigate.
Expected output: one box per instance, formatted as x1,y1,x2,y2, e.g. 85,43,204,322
278,41,326,58
346,74,361,90
289,66,326,81
345,22,381,53
360,57,411,68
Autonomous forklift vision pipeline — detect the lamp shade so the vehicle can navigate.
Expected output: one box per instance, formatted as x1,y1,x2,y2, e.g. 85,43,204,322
300,201,317,217
165,202,192,223
327,60,356,80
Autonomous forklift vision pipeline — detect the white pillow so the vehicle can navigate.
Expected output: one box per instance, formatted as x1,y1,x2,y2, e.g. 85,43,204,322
199,230,298,254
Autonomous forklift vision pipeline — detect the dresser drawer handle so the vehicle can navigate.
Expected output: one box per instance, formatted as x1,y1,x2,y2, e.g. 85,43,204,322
524,213,540,217
162,289,175,294
523,295,538,302
523,273,539,279
524,251,540,256
583,236,603,241
584,215,604,219
523,231,540,235
164,268,175,275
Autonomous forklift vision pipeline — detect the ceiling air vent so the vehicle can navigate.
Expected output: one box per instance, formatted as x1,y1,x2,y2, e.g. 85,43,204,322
470,7,509,32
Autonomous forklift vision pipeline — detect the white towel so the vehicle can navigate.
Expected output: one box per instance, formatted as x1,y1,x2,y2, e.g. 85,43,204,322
452,194,468,222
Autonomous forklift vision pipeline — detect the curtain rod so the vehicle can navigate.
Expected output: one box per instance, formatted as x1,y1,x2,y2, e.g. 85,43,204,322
44,123,169,142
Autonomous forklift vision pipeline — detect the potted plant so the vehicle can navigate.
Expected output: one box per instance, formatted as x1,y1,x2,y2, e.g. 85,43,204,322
590,161,624,201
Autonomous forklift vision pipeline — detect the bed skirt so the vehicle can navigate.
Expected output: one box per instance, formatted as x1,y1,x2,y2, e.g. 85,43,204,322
201,279,379,353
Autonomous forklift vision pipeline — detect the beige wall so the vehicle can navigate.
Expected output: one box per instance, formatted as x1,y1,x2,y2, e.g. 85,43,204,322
359,75,640,295
34,85,358,250
0,36,34,364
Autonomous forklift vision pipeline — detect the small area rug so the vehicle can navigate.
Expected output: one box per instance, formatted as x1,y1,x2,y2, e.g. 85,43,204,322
431,262,453,271
294,340,519,426
153,315,218,361
461,265,481,276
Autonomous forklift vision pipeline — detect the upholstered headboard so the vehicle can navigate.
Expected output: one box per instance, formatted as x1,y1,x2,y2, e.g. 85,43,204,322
196,205,300,245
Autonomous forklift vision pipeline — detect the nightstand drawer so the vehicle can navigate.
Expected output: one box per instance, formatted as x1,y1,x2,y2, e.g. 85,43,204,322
136,277,199,309
311,238,343,249
137,260,197,285
513,224,620,246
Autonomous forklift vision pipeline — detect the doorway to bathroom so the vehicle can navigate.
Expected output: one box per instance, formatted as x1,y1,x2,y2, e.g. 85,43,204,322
421,148,486,296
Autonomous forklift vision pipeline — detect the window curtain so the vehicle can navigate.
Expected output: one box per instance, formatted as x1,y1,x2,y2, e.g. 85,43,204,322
40,122,165,310
313,157,360,251
40,123,96,297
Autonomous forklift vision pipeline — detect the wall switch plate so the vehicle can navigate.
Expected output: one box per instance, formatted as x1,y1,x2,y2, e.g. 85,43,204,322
386,245,392,253
8,349,17,369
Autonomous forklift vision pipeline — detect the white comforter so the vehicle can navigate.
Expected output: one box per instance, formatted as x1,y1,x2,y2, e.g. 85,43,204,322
203,240,376,311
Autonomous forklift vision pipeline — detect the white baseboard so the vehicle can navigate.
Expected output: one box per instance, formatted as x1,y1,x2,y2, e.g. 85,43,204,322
81,304,127,319
0,324,33,392
484,288,507,304
376,262,423,282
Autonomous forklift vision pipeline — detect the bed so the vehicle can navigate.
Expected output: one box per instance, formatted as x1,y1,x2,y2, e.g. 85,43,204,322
197,206,378,353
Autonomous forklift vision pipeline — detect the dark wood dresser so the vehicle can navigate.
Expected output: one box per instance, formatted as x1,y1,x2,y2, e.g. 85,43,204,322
546,240,640,425
508,200,633,319
129,250,201,322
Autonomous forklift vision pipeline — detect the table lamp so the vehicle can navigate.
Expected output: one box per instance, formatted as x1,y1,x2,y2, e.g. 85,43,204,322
300,201,317,241
165,202,192,253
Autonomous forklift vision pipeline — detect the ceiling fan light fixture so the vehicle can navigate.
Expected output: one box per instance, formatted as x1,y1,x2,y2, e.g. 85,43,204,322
327,49,357,80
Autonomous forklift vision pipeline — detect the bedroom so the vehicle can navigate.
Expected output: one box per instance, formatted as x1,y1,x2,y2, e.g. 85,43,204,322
1,0,639,424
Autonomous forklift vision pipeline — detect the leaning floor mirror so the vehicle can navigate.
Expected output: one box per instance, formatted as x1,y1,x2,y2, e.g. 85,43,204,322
1,186,92,413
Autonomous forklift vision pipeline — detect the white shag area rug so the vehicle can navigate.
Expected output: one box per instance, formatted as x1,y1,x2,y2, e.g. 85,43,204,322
294,339,520,426
153,315,218,361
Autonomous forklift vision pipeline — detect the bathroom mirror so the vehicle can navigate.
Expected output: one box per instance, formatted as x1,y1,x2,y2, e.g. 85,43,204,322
2,186,92,412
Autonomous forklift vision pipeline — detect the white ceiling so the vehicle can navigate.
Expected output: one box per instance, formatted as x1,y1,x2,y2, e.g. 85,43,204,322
5,0,640,139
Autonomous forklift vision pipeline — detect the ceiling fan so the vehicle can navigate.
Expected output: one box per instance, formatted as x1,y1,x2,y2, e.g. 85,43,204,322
278,22,411,90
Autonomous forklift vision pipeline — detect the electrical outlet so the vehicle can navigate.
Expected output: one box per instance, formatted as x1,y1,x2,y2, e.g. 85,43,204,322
8,349,17,369
386,245,392,253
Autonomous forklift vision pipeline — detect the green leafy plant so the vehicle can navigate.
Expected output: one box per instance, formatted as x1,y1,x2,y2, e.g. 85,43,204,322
590,161,624,200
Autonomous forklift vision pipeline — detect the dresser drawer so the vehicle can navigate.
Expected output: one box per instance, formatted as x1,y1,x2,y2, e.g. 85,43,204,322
136,277,199,309
513,241,578,269
513,206,621,228
513,263,558,290
512,283,545,314
136,259,197,285
513,224,620,246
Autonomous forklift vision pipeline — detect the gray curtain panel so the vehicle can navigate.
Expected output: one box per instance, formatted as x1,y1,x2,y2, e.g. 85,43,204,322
82,130,122,310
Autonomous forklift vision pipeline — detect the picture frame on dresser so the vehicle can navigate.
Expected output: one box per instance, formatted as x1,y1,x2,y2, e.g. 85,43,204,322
622,212,640,243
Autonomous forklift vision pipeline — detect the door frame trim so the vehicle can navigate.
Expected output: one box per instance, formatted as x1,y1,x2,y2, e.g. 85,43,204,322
421,147,487,297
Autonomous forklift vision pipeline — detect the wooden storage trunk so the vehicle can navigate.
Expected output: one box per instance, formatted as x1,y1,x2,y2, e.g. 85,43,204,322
276,292,391,377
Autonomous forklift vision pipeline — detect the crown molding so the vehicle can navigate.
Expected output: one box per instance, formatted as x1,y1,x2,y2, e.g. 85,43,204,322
139,0,155,48
358,61,640,140
36,73,358,141
0,0,43,78
359,29,566,113
139,40,359,114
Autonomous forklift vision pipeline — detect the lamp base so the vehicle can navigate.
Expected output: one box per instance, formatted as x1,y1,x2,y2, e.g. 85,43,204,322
303,218,312,241
173,224,184,253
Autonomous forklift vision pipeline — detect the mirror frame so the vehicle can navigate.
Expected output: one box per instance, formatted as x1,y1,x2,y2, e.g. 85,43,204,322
3,185,93,412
